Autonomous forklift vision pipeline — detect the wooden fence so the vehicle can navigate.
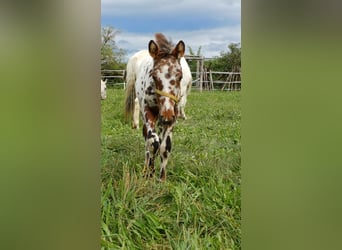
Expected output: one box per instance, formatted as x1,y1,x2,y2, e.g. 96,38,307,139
184,55,241,91
101,69,241,91
101,70,126,88
192,71,241,91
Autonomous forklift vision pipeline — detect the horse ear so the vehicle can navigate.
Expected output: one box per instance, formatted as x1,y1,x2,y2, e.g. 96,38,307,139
172,40,185,59
148,40,159,58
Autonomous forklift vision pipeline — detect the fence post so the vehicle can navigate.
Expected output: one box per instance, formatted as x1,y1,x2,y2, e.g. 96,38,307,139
209,70,214,90
199,58,203,92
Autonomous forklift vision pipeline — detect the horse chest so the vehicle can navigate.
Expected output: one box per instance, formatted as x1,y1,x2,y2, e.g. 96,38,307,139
143,90,158,107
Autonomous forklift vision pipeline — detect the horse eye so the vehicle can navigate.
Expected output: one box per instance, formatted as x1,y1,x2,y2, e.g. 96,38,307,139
152,75,159,82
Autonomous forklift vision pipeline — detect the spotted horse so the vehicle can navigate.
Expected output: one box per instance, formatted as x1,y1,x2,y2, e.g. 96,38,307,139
126,49,192,129
125,33,185,181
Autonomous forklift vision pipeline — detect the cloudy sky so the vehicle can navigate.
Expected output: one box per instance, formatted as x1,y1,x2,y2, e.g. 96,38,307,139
101,0,241,61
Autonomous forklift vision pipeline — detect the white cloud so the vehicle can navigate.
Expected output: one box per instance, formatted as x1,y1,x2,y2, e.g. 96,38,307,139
116,25,240,60
102,0,241,60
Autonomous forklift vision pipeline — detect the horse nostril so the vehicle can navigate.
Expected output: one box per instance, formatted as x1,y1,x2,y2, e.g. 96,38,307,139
160,115,175,125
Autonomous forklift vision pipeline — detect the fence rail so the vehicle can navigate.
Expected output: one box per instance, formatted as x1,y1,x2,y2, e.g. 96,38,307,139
101,69,241,91
101,70,126,88
191,71,241,91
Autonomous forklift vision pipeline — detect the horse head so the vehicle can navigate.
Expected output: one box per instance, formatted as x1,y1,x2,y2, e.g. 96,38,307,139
101,79,107,100
148,33,184,125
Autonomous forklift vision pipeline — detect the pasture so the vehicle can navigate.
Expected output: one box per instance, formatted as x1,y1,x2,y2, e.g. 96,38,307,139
101,88,241,249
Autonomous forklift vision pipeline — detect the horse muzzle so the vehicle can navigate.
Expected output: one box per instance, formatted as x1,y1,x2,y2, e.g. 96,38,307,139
159,113,176,126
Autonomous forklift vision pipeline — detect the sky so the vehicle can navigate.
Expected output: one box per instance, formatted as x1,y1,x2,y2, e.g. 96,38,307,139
101,0,241,61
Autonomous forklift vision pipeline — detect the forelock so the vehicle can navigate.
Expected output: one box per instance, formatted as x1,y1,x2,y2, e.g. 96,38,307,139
155,33,174,57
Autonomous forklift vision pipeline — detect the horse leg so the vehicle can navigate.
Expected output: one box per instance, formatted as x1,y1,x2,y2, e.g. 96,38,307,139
142,127,160,178
179,106,187,120
142,109,159,178
177,97,187,120
159,125,173,181
132,97,140,129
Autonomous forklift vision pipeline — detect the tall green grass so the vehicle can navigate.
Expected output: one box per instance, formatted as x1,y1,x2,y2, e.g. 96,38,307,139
101,89,241,249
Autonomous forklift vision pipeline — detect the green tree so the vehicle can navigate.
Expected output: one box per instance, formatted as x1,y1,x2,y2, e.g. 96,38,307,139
226,42,241,71
101,26,126,70
206,43,241,72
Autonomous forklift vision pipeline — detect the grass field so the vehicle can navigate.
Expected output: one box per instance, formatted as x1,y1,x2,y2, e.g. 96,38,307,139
101,88,241,249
